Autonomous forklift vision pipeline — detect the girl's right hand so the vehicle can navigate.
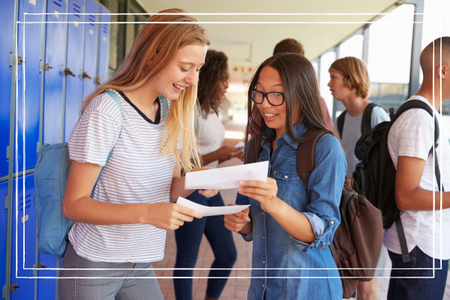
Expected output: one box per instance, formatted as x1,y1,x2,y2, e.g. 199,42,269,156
218,146,244,162
145,203,202,230
224,205,251,232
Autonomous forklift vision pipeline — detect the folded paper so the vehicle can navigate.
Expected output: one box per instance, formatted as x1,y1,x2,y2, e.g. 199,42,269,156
177,196,250,217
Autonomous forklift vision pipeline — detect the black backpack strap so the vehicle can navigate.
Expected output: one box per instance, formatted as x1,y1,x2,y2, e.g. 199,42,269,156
337,111,347,138
395,218,411,263
392,99,442,262
361,103,378,135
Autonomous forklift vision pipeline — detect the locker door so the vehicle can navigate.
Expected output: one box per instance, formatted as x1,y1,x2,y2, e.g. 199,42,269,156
0,0,15,177
96,5,110,87
64,0,85,142
15,0,46,173
0,180,9,298
42,0,68,144
81,0,99,100
10,174,36,300
36,252,57,299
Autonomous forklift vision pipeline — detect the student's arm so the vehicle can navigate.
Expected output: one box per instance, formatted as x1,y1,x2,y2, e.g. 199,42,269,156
62,161,202,230
238,178,315,243
169,161,219,202
395,156,450,210
200,146,244,165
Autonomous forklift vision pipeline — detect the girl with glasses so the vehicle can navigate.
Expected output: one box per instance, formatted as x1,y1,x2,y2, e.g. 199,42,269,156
224,53,346,300
59,9,217,299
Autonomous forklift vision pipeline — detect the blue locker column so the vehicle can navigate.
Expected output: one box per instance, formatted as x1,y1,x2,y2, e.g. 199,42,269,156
0,0,15,177
0,181,9,300
96,5,110,87
10,174,36,300
15,0,46,173
42,0,68,144
81,0,99,100
64,0,85,142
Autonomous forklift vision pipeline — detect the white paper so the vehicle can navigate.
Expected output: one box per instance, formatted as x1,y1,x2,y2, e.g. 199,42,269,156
185,161,268,189
234,141,245,148
177,196,250,217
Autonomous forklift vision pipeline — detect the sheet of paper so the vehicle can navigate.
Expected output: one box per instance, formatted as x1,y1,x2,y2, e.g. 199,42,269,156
234,141,245,148
185,161,269,190
177,196,250,217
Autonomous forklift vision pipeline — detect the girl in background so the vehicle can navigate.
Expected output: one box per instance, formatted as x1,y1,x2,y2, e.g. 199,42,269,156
174,50,242,300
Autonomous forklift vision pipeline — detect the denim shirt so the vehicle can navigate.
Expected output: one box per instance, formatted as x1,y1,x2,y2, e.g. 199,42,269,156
237,121,346,300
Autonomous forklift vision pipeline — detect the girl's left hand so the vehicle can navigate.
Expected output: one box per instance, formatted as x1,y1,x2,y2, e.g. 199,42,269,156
198,189,219,198
238,177,280,213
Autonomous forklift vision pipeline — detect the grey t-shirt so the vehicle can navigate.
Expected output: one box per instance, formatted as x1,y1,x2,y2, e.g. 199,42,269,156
337,106,390,177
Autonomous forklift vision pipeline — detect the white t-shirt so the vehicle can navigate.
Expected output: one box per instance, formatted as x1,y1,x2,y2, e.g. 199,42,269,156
68,89,175,263
385,95,450,259
338,105,390,177
197,111,225,168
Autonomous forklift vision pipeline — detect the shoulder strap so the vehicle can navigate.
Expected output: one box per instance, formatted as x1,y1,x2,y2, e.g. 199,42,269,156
337,111,347,138
297,130,328,189
361,103,378,135
94,91,123,188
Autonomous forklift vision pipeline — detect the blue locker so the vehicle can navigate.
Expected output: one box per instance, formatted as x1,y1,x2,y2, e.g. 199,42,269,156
96,5,110,87
81,0,99,100
64,0,85,142
0,0,15,177
36,252,58,299
42,0,68,144
15,0,46,173
0,180,9,298
10,174,36,300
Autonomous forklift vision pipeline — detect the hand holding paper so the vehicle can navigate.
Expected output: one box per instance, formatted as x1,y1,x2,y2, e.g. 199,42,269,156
185,161,269,190
177,196,250,217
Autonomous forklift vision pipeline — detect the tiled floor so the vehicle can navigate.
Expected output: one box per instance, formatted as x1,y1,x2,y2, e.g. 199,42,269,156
153,120,450,300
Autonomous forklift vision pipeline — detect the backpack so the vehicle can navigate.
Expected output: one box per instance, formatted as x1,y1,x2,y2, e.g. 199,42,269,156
33,91,122,258
337,103,379,138
353,99,441,263
297,130,384,299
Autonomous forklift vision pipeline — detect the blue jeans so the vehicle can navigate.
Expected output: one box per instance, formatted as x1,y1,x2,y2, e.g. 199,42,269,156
174,191,237,300
59,243,163,300
387,246,448,300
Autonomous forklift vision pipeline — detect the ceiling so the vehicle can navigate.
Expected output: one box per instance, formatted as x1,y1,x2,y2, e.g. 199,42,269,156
135,0,406,94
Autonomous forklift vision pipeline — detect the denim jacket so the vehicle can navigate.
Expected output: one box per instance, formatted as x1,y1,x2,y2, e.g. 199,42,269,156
237,121,346,300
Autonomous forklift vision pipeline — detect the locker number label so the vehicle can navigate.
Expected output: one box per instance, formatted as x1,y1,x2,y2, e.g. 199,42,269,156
22,214,29,223
74,20,79,27
89,29,94,35
29,0,36,5
54,10,60,18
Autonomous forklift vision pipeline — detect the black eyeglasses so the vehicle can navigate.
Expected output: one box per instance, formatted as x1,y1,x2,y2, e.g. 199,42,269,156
249,89,285,106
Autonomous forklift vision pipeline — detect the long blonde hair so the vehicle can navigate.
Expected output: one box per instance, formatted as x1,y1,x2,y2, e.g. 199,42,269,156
83,8,209,172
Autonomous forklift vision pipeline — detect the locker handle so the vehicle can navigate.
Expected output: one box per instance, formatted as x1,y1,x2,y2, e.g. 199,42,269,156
82,72,92,80
64,68,76,77
44,63,53,71
10,283,20,291
17,56,24,65
37,262,47,268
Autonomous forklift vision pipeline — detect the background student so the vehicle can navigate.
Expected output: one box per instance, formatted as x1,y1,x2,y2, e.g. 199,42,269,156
224,53,346,300
385,36,450,300
173,50,242,300
59,9,217,300
328,56,389,300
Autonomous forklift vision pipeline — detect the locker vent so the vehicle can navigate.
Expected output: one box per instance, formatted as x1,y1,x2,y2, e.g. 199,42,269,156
53,0,62,7
102,24,108,34
19,193,32,211
73,3,81,18
89,15,95,27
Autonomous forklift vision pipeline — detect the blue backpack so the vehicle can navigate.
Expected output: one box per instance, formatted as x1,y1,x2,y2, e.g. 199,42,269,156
34,91,122,257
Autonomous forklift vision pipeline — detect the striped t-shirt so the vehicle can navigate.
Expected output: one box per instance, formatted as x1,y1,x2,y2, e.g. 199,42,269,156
68,89,175,263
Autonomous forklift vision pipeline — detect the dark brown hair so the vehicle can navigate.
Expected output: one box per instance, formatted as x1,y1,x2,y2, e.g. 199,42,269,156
246,53,338,163
273,38,305,56
197,50,228,115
